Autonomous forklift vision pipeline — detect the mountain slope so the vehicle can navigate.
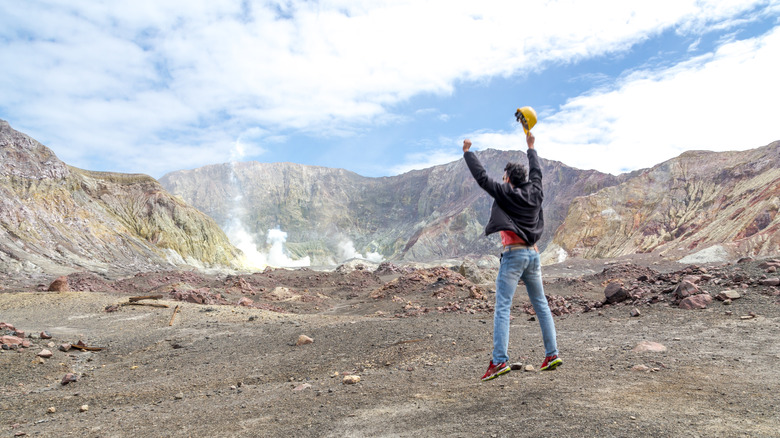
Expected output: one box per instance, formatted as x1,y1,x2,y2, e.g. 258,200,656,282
0,119,243,277
160,149,623,263
545,142,780,262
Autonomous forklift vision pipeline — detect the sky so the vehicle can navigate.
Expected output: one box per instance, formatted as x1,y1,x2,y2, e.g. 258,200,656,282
1,1,779,179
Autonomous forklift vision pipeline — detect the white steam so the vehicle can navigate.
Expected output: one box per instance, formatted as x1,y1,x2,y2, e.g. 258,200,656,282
266,229,311,268
338,240,384,263
224,139,310,270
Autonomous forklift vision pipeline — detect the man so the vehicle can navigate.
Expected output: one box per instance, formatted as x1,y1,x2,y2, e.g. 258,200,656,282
463,107,561,382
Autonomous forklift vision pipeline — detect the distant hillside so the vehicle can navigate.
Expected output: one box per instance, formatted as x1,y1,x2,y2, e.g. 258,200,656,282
545,142,780,263
0,119,243,277
160,149,624,264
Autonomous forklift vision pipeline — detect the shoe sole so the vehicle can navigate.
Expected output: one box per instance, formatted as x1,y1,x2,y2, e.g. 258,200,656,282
541,358,562,371
481,366,511,381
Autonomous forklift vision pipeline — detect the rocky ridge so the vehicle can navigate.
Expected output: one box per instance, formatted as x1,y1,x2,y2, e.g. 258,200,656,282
160,149,623,263
546,142,780,262
0,119,243,279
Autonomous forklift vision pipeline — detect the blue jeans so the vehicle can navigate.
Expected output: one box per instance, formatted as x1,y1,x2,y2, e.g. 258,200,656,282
492,248,558,364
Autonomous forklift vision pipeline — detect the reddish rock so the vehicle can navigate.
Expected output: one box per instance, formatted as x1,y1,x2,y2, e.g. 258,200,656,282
0,322,15,331
1,335,24,346
37,349,53,358
47,276,70,292
715,290,741,301
604,282,628,304
630,308,641,317
679,293,713,310
673,280,699,300
12,330,25,338
237,297,254,307
61,373,78,385
758,277,780,286
40,331,52,339
59,343,72,352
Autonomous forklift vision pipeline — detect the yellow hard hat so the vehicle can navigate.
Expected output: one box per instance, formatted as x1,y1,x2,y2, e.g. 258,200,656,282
515,106,537,134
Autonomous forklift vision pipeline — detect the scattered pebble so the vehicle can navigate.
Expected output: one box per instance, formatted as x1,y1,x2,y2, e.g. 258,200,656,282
79,405,89,412
342,375,361,384
632,341,667,353
296,335,314,346
61,373,78,385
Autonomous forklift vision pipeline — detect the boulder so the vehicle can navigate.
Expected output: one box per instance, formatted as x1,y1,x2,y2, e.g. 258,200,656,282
604,282,628,304
715,290,741,301
679,293,713,310
1,335,24,346
673,280,699,300
47,276,70,292
237,297,254,307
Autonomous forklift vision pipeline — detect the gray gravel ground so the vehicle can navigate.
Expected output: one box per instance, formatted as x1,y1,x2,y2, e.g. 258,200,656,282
1,259,779,437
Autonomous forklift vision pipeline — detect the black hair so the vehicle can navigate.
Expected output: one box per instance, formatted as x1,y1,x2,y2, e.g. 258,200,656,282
504,162,527,186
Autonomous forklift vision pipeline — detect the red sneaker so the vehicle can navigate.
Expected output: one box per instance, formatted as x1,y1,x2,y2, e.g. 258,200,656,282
481,361,510,381
540,354,562,371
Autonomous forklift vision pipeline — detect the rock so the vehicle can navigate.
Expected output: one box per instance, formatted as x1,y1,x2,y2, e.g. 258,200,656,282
13,330,25,338
673,280,699,300
296,335,314,346
79,404,89,412
61,373,78,385
293,383,312,391
174,393,184,400
37,349,53,358
630,308,641,317
342,375,361,384
47,276,70,292
758,277,780,286
47,407,56,414
40,331,52,339
59,343,72,352
0,322,15,331
715,290,741,301
524,365,535,372
458,260,493,285
237,297,254,307
1,335,24,346
679,293,713,310
604,282,628,304
632,341,667,353
509,362,524,370
632,364,651,372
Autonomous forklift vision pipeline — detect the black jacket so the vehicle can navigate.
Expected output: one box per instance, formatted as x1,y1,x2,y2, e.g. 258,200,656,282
464,149,544,245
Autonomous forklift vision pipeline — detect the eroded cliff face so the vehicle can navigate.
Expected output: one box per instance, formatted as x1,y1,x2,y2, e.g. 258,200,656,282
546,142,780,262
0,120,243,277
160,149,623,263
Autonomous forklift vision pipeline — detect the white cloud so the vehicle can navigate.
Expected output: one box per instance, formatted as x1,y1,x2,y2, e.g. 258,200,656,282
469,25,780,174
390,148,464,175
0,1,776,176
